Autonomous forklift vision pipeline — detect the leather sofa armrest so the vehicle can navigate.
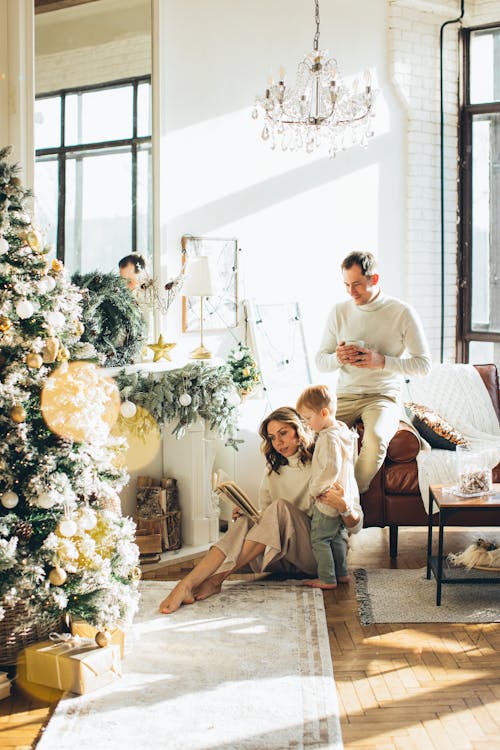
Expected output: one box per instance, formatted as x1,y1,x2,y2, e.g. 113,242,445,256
386,421,420,463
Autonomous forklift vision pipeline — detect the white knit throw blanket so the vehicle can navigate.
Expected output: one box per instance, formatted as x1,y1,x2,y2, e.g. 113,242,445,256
404,364,500,513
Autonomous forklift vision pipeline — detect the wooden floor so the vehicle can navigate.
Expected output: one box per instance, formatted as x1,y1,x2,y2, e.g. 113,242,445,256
1,526,499,749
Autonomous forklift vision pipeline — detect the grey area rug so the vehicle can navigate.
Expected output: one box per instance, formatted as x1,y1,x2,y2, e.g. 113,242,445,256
355,567,500,624
36,580,343,750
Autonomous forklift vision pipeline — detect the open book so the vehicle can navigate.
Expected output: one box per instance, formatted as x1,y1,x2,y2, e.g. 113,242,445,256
215,481,260,522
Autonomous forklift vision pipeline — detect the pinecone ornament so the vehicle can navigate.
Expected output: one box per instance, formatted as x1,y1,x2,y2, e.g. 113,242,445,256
13,520,34,541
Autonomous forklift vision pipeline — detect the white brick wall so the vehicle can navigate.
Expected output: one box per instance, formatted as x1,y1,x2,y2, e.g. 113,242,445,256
388,0,500,363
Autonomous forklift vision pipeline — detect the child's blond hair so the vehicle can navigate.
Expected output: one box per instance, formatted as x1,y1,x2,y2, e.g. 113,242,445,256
296,384,336,415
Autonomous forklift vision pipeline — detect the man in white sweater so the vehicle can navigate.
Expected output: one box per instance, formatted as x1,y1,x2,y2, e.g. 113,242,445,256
315,251,431,494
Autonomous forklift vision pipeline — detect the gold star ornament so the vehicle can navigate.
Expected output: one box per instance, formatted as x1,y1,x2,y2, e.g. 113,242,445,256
147,334,176,362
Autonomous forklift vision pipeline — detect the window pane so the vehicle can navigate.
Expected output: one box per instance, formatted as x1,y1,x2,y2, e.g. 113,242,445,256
65,149,132,276
66,86,133,145
34,97,61,149
137,143,152,261
34,158,58,250
468,340,500,369
137,81,152,137
471,114,500,334
470,28,500,104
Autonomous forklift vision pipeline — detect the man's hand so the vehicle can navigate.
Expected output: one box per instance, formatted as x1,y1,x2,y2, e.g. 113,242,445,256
336,341,384,369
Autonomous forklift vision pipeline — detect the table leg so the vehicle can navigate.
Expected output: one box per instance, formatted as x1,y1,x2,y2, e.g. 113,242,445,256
436,511,445,606
426,491,434,579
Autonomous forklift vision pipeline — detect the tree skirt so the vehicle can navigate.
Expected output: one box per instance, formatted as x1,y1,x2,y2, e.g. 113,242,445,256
355,567,500,624
36,581,343,750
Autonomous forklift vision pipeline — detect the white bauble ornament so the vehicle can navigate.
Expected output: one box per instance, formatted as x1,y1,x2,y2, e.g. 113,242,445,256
0,237,8,255
37,492,55,509
46,310,65,328
16,299,35,319
1,490,19,509
38,275,56,293
233,349,244,361
120,400,137,419
179,393,192,406
59,519,77,537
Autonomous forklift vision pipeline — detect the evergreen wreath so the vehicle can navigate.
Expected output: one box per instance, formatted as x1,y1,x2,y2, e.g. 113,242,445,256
115,362,242,447
72,271,145,367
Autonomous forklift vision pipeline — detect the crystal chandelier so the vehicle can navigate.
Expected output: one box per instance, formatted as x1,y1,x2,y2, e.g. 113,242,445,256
252,0,376,157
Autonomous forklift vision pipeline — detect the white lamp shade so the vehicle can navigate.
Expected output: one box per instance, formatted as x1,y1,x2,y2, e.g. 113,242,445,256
183,256,214,296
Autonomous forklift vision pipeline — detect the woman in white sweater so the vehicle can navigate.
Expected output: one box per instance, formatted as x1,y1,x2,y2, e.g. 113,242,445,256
159,407,363,614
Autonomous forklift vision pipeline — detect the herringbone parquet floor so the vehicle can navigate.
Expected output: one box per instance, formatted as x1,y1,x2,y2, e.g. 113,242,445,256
1,526,499,749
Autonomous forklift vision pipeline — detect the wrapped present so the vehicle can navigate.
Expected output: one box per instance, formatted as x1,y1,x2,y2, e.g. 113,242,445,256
70,619,125,658
25,634,121,695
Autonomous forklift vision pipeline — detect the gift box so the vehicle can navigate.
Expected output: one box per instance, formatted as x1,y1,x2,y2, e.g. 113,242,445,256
24,636,121,695
70,619,125,658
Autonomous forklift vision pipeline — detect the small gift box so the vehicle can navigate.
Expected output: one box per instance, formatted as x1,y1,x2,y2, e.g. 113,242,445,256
24,634,121,695
70,619,125,658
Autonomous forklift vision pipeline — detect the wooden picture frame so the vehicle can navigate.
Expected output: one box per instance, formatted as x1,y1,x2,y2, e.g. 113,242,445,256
181,235,238,332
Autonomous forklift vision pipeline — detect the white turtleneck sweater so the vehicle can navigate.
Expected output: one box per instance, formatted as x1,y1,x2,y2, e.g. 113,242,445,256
258,453,313,515
316,293,431,398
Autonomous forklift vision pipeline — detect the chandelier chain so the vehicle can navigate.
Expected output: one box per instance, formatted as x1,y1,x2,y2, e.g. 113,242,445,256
313,0,320,51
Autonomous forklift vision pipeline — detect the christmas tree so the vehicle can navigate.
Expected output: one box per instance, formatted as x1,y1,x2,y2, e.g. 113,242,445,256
227,343,260,396
0,147,139,656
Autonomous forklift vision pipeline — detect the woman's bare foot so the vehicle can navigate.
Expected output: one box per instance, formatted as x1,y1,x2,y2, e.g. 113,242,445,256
337,575,351,584
194,574,225,601
303,578,337,589
159,581,196,614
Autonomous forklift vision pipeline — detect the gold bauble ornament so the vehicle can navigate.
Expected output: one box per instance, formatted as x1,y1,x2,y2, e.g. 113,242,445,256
147,334,176,362
26,352,43,369
95,630,112,648
26,230,41,252
131,566,142,581
42,336,59,363
51,258,63,273
48,566,67,586
0,316,12,333
10,404,26,423
74,321,85,336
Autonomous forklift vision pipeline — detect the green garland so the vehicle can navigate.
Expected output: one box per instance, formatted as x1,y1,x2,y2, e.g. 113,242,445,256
115,362,242,447
72,271,145,367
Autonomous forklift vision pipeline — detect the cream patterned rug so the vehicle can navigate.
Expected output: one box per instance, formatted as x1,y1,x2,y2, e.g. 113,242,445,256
37,581,343,750
355,567,500,624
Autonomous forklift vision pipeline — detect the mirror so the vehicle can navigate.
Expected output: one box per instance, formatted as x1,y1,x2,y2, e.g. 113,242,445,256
34,0,152,278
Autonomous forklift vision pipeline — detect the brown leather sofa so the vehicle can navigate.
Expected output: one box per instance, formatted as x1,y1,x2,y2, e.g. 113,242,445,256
359,363,500,557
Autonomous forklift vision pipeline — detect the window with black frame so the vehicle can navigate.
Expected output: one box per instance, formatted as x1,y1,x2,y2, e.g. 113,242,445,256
460,26,500,365
34,76,152,277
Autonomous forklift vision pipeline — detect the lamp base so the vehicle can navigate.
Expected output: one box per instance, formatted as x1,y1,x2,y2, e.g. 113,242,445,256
190,344,212,360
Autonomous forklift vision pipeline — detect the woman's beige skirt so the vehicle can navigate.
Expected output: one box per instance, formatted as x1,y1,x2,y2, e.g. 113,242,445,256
214,498,317,576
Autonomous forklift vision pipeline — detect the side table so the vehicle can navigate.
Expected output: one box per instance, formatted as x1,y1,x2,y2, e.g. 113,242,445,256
426,483,500,605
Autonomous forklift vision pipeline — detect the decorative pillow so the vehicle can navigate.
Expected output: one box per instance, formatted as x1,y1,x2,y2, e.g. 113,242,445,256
404,402,469,451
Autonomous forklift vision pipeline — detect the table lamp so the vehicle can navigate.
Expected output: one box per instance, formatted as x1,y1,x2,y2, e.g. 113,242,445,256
183,255,214,359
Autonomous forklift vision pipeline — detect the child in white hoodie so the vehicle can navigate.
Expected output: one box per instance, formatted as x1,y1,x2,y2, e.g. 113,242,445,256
297,384,359,589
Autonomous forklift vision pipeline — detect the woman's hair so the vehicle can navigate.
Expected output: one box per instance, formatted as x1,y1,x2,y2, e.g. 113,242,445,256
259,406,314,474
296,384,335,414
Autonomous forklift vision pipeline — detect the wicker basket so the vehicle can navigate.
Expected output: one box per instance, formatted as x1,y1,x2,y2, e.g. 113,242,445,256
0,599,65,667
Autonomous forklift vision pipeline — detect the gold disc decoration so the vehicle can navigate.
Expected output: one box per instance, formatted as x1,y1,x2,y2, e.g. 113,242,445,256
111,405,161,472
41,361,120,443
26,352,43,369
147,334,176,362
10,404,27,423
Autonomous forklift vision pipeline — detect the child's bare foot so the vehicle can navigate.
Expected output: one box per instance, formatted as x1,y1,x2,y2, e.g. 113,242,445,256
194,574,224,601
159,581,195,614
337,575,351,584
303,578,337,589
